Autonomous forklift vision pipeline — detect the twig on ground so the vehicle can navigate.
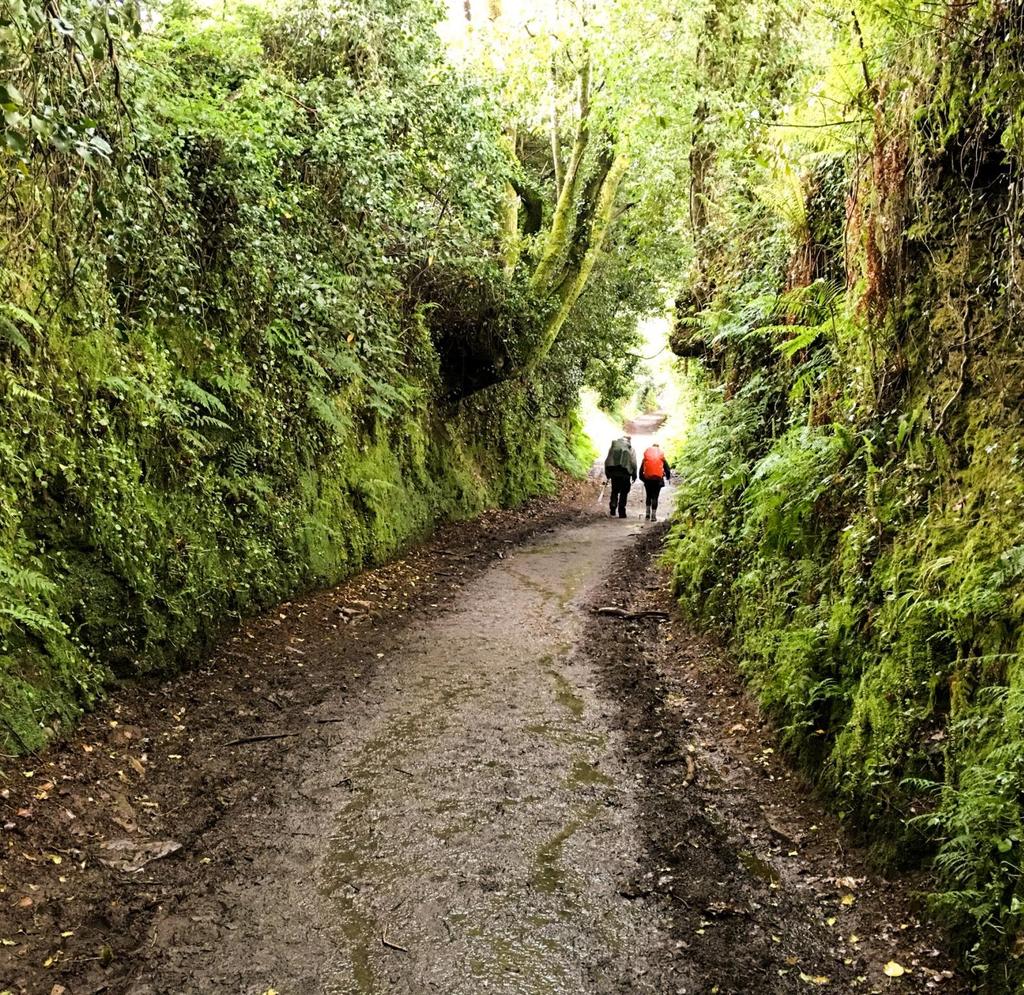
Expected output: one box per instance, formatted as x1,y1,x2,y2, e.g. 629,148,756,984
683,754,696,786
382,929,409,953
594,606,669,621
223,732,299,747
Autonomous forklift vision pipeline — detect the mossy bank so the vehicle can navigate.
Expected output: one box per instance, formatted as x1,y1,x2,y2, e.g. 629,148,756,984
0,0,601,755
663,1,1024,986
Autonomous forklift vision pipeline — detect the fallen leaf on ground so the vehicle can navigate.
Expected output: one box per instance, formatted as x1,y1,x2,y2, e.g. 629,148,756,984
884,961,907,977
98,838,182,873
840,893,855,906
799,973,830,985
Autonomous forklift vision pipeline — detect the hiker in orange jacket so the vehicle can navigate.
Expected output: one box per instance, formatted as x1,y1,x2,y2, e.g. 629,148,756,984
638,443,672,521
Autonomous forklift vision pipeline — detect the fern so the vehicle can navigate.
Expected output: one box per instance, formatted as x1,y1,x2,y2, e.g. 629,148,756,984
772,280,845,326
0,301,41,357
176,377,230,417
0,317,31,355
0,558,62,642
306,391,352,436
0,603,63,636
762,280,846,359
775,323,824,359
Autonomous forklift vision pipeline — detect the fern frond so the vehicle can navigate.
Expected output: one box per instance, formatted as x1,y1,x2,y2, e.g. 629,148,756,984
177,377,230,416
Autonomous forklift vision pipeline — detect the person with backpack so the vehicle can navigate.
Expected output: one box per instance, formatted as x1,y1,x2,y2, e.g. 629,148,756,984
639,442,672,521
604,434,637,518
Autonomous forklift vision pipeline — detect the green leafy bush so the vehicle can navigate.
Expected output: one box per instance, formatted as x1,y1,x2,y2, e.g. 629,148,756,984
0,0,591,752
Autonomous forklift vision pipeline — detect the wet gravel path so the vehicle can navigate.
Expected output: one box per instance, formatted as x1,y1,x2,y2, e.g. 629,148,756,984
133,513,675,994
1,481,966,995
314,519,668,994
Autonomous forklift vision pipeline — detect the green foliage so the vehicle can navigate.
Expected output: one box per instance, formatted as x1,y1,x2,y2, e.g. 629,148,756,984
0,0,600,754
664,0,1024,984
545,408,598,479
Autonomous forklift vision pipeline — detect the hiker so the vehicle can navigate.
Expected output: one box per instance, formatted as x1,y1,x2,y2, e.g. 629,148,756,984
639,442,672,521
604,434,637,518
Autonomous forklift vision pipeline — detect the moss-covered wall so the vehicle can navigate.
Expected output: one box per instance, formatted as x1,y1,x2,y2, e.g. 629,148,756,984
663,2,1024,984
0,336,572,755
0,0,595,756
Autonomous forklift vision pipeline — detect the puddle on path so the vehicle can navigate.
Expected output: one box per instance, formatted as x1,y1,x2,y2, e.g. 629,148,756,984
739,848,782,886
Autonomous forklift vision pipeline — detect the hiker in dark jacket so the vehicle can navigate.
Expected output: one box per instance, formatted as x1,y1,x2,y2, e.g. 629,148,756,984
638,443,672,521
604,435,637,518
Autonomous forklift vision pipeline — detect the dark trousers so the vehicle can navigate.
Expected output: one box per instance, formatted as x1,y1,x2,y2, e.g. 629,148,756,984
609,473,632,517
643,478,664,513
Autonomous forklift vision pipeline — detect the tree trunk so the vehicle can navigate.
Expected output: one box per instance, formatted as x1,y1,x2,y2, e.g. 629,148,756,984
501,126,520,274
549,56,564,196
689,99,712,234
525,151,629,372
529,58,591,296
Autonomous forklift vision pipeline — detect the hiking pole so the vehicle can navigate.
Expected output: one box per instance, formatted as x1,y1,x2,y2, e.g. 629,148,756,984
597,480,607,505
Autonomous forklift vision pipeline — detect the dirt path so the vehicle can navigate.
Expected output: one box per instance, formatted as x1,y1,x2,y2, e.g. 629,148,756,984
1,481,966,994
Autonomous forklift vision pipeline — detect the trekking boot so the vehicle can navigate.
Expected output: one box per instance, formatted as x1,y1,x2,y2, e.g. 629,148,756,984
645,509,651,520
609,507,616,517
651,511,657,522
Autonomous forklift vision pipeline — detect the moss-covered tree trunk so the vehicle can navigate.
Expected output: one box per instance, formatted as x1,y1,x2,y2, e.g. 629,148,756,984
526,148,629,372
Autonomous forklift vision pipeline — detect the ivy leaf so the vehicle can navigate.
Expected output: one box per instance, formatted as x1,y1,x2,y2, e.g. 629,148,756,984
2,130,28,155
0,82,24,109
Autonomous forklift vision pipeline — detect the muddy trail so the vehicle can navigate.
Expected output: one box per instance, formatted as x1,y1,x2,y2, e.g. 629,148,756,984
2,475,965,995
